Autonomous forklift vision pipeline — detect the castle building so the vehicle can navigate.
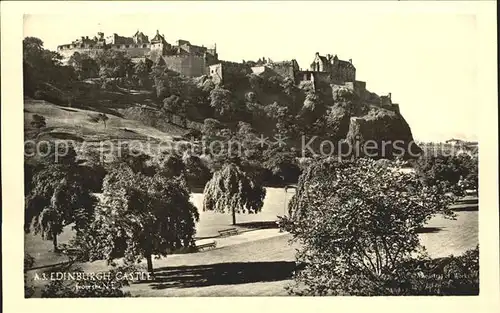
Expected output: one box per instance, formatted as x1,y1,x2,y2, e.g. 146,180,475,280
309,52,356,83
57,32,398,112
57,30,218,77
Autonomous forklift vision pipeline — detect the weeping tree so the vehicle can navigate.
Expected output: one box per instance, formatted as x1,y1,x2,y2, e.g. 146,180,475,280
24,164,97,252
81,165,199,275
203,163,266,225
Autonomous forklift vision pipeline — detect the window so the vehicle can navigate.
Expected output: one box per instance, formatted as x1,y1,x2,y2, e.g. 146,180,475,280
89,45,93,48
143,44,147,48
135,45,138,48
80,44,84,48
125,45,130,48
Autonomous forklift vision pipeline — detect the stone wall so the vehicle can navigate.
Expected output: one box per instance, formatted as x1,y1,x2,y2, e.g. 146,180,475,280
353,80,367,99
163,55,208,77
57,47,104,62
208,61,251,85
268,60,298,81
108,45,150,58
57,45,150,61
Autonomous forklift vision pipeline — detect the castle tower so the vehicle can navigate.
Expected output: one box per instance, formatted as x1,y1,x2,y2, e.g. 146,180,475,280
150,30,170,58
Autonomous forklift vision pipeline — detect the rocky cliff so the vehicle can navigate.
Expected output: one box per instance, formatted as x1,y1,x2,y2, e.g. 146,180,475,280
318,85,420,158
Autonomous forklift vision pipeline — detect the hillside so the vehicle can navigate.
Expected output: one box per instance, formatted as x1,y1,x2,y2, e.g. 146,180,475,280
23,35,420,159
24,98,189,160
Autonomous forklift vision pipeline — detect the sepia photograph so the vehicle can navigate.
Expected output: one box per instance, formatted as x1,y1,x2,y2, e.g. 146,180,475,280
1,0,499,311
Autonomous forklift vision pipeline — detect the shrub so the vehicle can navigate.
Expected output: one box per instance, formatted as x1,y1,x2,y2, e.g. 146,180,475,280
30,114,47,129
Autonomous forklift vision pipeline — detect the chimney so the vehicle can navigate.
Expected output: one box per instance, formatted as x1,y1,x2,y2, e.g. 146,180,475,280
388,92,392,99
156,30,159,35
315,52,320,56
349,59,352,63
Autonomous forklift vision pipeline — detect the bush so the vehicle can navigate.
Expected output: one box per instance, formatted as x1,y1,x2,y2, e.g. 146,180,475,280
31,114,47,129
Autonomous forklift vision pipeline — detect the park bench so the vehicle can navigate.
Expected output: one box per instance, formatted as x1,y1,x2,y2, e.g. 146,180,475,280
195,239,217,251
218,227,239,237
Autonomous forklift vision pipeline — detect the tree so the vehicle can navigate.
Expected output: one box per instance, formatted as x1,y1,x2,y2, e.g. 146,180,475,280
95,50,133,79
415,153,478,191
262,144,301,184
284,158,456,296
264,102,294,137
23,37,74,96
203,163,266,225
133,59,150,88
25,164,97,251
91,165,199,275
209,87,234,119
68,52,99,80
182,152,212,188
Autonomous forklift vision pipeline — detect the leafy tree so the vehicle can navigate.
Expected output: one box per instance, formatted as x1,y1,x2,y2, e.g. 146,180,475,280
68,52,99,80
203,163,266,225
182,152,212,188
25,164,97,251
284,158,456,296
113,146,153,175
154,152,188,184
23,37,75,96
95,50,133,79
262,144,301,184
264,102,294,137
415,153,478,191
90,165,199,274
235,121,263,162
133,59,151,88
209,87,235,119
149,65,184,100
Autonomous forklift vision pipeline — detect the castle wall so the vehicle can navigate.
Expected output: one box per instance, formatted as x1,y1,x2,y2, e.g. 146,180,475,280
353,80,367,100
313,72,332,86
268,61,298,81
163,55,208,77
57,47,105,62
108,45,151,58
331,61,355,82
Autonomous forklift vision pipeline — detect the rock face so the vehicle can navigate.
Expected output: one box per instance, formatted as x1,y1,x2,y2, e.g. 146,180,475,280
318,85,420,158
345,106,421,158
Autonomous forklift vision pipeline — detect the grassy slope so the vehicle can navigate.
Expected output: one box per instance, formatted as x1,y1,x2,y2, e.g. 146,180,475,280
24,99,189,160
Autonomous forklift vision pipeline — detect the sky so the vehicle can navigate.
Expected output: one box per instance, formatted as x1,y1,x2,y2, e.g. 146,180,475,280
23,3,481,142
